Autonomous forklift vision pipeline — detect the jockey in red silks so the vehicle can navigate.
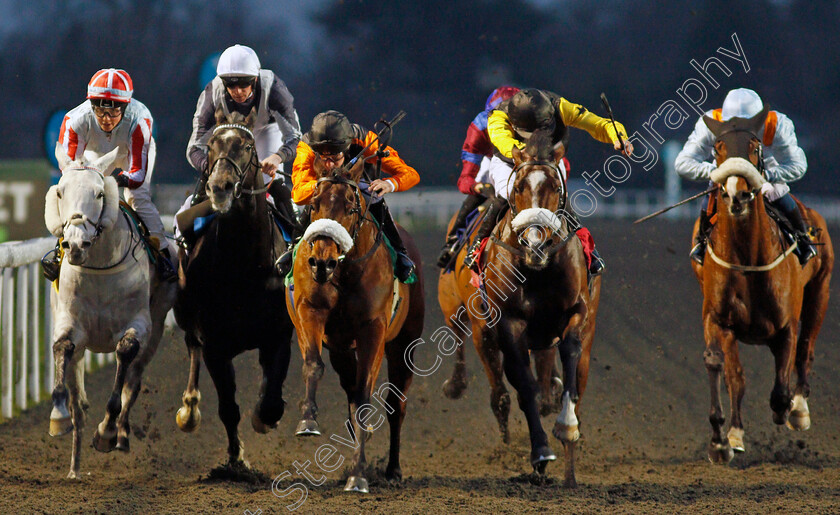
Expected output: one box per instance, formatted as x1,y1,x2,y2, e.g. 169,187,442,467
58,68,176,281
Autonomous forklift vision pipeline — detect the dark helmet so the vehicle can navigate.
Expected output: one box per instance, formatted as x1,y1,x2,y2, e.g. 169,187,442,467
507,88,555,137
306,110,353,154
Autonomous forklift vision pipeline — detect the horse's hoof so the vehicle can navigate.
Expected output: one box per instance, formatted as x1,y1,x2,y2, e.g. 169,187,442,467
552,422,580,443
772,408,790,426
49,417,73,437
176,405,201,433
727,427,745,453
531,445,556,474
787,395,811,431
67,470,79,480
707,442,735,464
344,476,369,493
295,419,321,437
252,411,277,434
115,436,130,452
442,378,466,399
563,476,579,489
92,430,117,453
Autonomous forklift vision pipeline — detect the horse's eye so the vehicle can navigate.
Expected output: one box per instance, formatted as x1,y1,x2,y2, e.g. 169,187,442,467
96,192,104,199
56,189,62,199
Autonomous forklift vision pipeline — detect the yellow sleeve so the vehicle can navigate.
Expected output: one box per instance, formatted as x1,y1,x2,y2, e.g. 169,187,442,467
557,97,628,145
487,110,525,159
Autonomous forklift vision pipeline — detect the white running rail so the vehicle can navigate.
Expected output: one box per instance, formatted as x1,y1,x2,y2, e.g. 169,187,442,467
0,237,114,421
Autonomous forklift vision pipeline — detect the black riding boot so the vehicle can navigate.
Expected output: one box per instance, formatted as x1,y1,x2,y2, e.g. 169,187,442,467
191,174,209,206
158,248,178,282
690,208,712,265
275,206,312,278
770,194,817,265
437,193,485,268
370,202,415,282
562,208,605,275
269,180,302,237
464,196,508,271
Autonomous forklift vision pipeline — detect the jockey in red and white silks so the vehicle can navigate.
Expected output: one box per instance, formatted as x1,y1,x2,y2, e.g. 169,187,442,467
58,69,173,267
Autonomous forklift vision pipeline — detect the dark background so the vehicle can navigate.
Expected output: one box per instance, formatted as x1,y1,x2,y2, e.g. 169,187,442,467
1,0,837,193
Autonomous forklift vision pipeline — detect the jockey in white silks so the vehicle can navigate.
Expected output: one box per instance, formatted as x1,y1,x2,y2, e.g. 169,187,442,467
57,68,176,280
181,44,302,240
676,88,816,265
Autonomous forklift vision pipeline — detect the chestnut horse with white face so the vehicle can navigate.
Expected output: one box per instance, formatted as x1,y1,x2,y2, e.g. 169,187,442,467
691,106,833,464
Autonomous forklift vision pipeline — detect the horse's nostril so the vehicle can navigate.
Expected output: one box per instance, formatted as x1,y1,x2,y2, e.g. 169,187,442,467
224,182,234,191
81,241,92,249
308,257,317,267
327,260,337,269
70,213,82,221
60,241,70,249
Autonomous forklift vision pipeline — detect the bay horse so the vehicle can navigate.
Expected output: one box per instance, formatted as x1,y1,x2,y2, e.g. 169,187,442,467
46,146,176,478
173,108,294,470
691,106,833,464
286,156,424,493
439,130,600,487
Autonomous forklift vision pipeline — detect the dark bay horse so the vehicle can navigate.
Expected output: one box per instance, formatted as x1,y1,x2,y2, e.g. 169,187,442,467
173,108,294,470
439,130,600,487
286,157,424,493
691,106,833,464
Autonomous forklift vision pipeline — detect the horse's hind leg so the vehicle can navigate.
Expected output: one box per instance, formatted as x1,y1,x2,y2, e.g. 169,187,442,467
253,326,293,433
383,336,416,481
176,332,203,432
534,346,562,416
768,325,796,427
722,338,746,453
790,279,830,431
114,335,159,452
205,355,247,466
442,329,468,400
93,329,140,453
476,327,511,444
704,318,735,464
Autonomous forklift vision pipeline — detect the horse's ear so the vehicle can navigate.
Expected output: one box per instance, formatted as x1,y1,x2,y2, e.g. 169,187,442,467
44,185,63,237
703,115,725,137
90,146,126,174
54,142,72,172
511,145,523,166
98,176,121,230
747,104,770,138
214,105,227,126
552,141,566,164
243,106,257,129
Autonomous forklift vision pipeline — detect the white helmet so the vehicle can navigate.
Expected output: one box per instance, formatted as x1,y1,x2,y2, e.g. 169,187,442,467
721,88,763,120
216,45,261,77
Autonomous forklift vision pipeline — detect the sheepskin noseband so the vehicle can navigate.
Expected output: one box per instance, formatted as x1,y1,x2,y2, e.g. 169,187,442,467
303,218,354,253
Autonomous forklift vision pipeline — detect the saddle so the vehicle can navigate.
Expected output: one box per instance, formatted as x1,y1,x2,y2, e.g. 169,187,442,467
442,204,490,273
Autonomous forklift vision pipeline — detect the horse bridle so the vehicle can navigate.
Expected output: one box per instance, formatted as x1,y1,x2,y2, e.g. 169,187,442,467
209,124,267,198
313,173,382,264
61,166,109,245
507,159,567,218
713,128,767,179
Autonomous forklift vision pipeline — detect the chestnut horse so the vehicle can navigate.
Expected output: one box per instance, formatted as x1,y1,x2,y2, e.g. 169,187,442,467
173,108,294,470
691,106,833,464
286,157,424,493
439,130,600,487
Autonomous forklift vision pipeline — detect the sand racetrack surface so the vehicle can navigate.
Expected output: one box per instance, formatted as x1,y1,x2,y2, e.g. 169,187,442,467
1,219,839,514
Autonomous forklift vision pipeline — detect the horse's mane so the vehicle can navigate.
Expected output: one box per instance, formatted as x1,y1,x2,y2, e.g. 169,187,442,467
524,129,554,161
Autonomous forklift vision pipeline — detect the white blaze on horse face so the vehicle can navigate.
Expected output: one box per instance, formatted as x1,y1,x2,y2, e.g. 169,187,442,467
526,171,547,209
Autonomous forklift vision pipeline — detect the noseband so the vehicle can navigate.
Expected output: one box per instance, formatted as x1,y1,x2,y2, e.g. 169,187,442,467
209,124,266,198
61,167,109,245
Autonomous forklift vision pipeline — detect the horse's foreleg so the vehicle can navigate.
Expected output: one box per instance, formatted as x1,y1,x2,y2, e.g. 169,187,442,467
534,346,561,416
383,336,416,482
65,358,85,479
704,318,735,464
475,326,510,444
722,337,745,453
253,323,293,433
344,319,387,493
553,323,584,488
176,332,203,433
93,328,141,453
768,325,796,426
50,337,75,438
296,307,326,437
205,355,246,466
791,279,830,431
498,318,554,475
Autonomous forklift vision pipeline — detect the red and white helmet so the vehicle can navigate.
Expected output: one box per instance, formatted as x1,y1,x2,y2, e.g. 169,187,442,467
86,68,133,104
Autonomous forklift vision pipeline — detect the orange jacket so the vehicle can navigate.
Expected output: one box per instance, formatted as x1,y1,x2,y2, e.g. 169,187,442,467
291,130,420,204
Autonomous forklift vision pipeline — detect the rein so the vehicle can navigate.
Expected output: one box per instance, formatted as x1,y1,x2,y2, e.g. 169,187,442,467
209,124,267,198
314,174,381,265
706,238,797,272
